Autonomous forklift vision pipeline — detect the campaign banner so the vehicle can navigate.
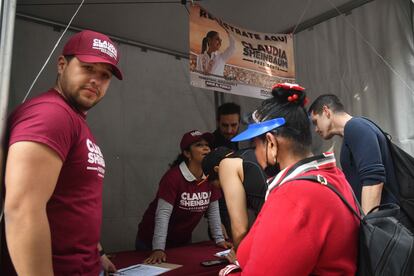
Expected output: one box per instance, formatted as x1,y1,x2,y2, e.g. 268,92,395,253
190,4,296,99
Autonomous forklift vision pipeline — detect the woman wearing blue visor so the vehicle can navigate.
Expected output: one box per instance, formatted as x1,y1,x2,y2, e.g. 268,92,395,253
220,83,359,276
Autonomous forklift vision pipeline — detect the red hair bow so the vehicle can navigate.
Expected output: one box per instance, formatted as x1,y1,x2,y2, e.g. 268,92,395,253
272,82,305,91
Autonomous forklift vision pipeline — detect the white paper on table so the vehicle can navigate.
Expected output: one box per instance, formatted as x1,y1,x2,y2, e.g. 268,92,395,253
115,264,171,276
214,249,231,257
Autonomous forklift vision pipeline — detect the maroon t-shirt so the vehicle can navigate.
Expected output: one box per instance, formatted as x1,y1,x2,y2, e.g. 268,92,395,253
137,163,221,248
4,89,104,275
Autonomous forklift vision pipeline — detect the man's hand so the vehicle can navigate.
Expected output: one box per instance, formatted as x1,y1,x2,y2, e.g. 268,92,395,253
101,254,117,275
144,250,166,264
361,183,384,214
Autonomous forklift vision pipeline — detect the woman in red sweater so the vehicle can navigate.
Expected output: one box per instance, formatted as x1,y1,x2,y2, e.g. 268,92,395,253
220,83,360,276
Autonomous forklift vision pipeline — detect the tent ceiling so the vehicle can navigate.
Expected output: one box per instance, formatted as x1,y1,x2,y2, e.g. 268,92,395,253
17,0,355,54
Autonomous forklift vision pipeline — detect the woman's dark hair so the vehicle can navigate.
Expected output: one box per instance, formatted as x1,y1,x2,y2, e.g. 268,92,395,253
202,147,235,181
201,31,218,54
253,84,312,156
169,153,189,168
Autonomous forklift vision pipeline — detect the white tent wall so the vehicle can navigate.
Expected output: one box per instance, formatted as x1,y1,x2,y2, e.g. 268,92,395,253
295,0,414,155
8,18,261,252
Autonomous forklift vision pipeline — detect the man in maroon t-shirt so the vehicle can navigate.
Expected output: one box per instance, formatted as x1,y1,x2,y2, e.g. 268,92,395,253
2,30,122,276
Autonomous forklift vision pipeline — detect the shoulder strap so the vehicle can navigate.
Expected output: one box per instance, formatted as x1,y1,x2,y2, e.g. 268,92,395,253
360,117,391,140
282,175,363,220
360,117,400,200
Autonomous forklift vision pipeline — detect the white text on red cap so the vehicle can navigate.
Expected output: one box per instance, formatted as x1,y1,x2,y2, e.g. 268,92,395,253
190,130,203,136
92,39,117,59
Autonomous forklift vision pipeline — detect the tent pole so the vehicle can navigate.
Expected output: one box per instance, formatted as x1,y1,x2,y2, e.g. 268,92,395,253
213,90,226,130
284,0,376,34
214,91,221,121
0,0,17,259
16,12,189,60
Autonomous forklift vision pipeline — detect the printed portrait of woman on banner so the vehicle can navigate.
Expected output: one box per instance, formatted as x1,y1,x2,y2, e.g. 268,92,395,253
196,29,235,77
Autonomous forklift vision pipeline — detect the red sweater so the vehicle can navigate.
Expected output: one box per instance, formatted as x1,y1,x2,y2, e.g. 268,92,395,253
233,164,359,275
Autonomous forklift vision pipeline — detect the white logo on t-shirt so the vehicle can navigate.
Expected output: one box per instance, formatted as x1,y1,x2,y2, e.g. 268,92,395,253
179,191,211,211
86,138,105,178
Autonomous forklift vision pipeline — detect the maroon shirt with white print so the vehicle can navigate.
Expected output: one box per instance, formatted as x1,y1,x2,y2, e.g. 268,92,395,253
137,162,221,248
4,89,104,275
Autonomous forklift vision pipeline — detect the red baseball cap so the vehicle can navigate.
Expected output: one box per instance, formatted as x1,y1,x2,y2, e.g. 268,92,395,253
180,130,214,151
62,30,123,80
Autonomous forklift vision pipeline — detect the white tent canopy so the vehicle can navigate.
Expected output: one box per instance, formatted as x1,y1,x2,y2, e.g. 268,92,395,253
15,0,367,55
1,0,413,252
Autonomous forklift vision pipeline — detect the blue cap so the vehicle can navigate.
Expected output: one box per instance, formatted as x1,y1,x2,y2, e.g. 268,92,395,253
231,118,286,142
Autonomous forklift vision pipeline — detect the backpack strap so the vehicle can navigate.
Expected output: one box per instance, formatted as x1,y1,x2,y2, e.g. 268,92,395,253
361,117,392,140
360,117,401,202
282,175,363,220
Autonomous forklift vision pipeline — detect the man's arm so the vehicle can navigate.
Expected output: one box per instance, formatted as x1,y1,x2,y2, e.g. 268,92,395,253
361,183,384,213
219,158,248,249
344,120,387,213
4,141,62,276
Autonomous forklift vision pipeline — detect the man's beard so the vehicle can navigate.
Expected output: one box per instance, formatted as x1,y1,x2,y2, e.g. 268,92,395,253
65,90,98,113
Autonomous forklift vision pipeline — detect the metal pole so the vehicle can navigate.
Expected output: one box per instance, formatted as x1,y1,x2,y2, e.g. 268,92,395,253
214,90,226,122
214,91,220,121
0,0,17,159
0,0,3,33
282,0,375,34
16,13,189,60
0,0,17,241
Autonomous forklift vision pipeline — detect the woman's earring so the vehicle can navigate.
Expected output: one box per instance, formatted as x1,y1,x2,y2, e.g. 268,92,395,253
273,155,277,163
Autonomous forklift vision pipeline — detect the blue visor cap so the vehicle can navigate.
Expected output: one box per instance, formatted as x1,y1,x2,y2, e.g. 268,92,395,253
231,117,286,142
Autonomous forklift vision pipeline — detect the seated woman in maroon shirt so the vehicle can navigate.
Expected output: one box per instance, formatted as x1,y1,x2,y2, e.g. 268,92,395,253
136,130,231,264
219,83,360,276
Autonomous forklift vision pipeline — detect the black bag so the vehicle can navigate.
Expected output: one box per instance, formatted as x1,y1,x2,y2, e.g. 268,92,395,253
363,118,414,223
286,175,414,276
